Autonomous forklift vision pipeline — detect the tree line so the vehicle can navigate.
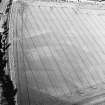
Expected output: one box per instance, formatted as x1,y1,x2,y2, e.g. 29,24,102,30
0,0,17,105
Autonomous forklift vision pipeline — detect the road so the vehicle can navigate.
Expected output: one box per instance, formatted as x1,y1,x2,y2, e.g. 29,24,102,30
10,1,105,105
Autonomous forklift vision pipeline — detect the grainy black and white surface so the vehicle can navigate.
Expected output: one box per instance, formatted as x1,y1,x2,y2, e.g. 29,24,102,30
9,0,105,105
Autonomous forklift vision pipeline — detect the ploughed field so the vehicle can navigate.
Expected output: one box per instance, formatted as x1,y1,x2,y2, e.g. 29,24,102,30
10,1,105,105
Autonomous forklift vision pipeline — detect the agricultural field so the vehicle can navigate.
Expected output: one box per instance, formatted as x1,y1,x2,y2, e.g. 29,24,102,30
10,1,105,105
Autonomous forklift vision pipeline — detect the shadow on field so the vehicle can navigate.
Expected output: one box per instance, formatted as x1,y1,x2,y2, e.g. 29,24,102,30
27,87,77,105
